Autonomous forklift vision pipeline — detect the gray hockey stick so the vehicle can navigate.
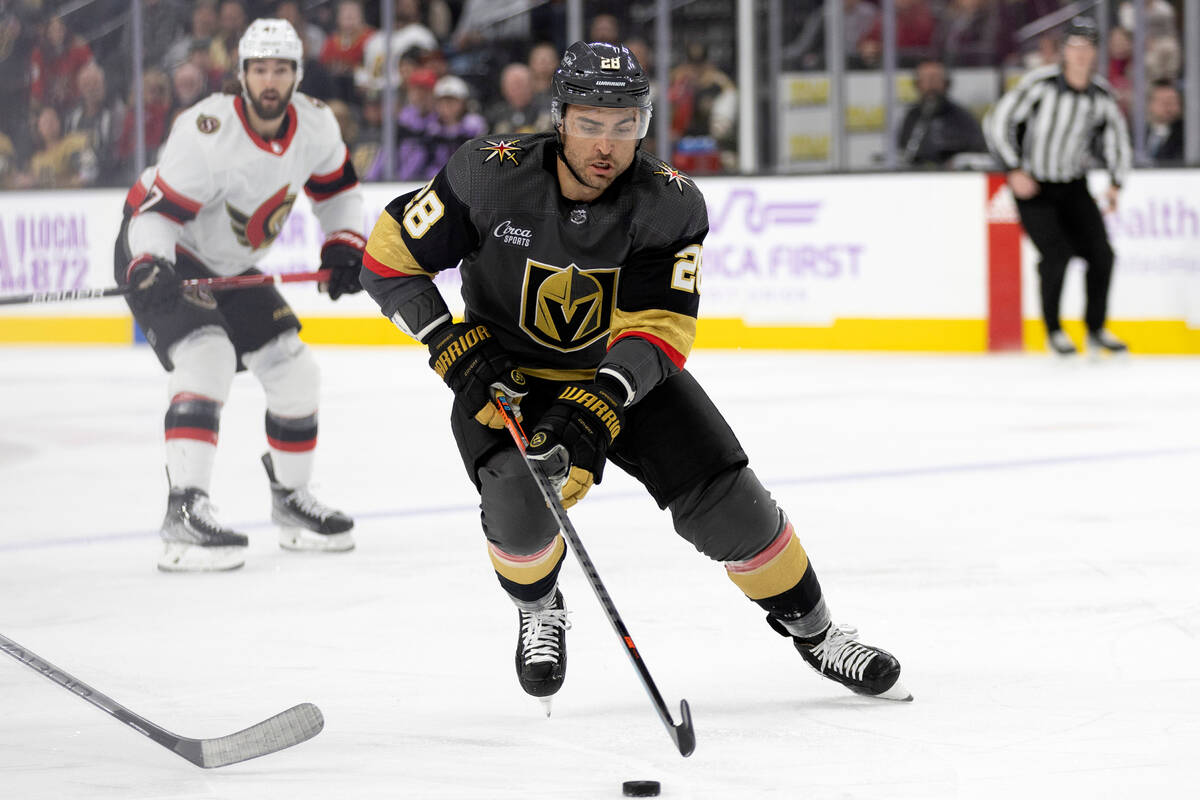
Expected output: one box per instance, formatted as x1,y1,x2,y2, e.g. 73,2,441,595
493,394,696,757
0,269,332,306
0,632,324,768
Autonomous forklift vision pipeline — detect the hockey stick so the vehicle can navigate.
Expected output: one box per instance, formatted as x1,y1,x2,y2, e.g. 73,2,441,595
493,393,696,757
0,632,324,768
0,269,332,306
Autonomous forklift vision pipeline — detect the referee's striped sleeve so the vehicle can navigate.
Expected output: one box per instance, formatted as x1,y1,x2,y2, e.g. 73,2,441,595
1098,92,1132,187
986,67,1057,171
986,82,1032,169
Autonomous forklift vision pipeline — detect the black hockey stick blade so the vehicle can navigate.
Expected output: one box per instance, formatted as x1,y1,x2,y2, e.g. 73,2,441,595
673,699,696,757
494,394,697,757
0,632,324,768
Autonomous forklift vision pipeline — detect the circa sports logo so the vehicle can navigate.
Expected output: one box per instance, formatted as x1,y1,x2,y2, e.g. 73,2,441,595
493,219,533,247
520,259,618,352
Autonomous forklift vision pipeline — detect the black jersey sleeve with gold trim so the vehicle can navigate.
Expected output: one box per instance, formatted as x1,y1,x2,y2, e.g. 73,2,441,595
361,163,479,342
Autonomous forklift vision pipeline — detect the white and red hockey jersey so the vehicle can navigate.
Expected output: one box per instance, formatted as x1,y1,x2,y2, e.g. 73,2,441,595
123,92,363,277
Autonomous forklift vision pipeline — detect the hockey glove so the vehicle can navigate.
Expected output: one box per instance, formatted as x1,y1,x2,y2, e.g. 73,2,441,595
125,255,181,314
427,321,527,428
320,230,365,300
526,380,626,509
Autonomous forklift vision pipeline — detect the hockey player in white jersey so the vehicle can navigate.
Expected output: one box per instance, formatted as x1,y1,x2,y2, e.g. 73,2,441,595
117,19,364,572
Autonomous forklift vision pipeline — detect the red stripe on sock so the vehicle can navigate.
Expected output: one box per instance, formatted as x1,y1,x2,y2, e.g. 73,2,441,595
726,521,794,574
268,436,317,452
489,538,559,564
165,427,218,444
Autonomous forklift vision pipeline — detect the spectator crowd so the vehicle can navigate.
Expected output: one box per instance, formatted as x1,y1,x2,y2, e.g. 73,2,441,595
0,0,1190,191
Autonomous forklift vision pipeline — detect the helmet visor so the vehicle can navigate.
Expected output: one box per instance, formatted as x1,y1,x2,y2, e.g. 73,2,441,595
560,105,652,140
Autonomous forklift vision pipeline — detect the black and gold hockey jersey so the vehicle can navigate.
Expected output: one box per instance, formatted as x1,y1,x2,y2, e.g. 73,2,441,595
362,132,707,380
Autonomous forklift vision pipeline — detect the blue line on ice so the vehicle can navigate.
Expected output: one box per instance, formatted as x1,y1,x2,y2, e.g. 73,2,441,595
3,445,1195,553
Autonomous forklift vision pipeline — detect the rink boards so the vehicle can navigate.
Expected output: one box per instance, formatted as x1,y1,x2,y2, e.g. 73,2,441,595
1,170,1198,353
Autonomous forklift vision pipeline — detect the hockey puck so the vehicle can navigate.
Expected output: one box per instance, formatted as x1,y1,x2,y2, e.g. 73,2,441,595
622,780,661,797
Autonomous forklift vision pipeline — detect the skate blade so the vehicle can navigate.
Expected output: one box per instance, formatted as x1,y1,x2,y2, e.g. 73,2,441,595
278,527,355,552
874,678,913,702
538,697,553,718
157,542,246,572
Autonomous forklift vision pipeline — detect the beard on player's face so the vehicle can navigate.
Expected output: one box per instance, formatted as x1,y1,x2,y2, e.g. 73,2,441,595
248,84,293,121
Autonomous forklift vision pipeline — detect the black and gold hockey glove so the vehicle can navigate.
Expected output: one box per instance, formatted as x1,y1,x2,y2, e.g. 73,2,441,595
125,255,181,314
527,379,626,509
427,321,527,428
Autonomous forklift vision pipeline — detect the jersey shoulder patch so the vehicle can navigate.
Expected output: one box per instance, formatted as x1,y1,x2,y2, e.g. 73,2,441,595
472,135,531,167
447,132,555,211
165,94,235,151
195,113,221,134
628,152,708,244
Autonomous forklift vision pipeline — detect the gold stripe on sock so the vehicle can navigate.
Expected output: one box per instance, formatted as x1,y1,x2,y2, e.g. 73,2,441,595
725,525,810,600
488,535,565,586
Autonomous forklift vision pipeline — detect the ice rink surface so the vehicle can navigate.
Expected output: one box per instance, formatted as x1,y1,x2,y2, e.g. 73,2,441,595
2,346,1198,799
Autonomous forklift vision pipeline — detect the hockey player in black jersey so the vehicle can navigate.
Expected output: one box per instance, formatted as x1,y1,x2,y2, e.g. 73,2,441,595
361,41,910,710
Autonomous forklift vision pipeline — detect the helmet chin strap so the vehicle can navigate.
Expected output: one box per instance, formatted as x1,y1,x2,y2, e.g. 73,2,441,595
554,127,594,190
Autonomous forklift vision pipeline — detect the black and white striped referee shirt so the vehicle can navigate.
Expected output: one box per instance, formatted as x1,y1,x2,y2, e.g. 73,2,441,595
985,64,1132,187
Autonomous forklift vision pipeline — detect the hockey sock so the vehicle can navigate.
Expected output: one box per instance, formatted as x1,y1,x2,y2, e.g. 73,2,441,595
265,411,317,488
726,517,831,640
164,393,221,492
488,535,566,611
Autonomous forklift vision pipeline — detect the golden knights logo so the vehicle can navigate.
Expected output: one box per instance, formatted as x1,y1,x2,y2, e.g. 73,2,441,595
227,185,297,250
520,260,618,352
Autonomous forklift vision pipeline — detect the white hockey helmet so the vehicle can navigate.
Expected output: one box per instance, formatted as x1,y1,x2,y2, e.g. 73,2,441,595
237,18,304,88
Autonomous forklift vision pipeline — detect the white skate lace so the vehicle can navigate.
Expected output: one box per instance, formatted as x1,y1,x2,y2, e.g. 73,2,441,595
183,494,225,534
520,608,571,665
286,488,335,521
811,625,876,681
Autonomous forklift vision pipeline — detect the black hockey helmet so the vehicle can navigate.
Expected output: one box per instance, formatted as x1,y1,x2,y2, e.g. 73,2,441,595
551,41,652,139
1063,16,1099,46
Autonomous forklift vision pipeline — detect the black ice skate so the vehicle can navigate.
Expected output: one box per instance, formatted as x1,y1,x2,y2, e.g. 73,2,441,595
768,616,912,701
1087,328,1128,357
1046,330,1077,356
515,589,570,716
158,488,248,572
262,453,355,552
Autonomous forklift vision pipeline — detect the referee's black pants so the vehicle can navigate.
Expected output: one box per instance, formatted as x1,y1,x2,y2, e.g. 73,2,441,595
1015,178,1115,333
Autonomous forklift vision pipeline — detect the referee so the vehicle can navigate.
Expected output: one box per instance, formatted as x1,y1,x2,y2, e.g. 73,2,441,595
985,17,1132,356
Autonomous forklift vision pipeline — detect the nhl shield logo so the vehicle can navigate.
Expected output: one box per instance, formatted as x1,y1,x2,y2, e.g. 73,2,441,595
520,260,618,352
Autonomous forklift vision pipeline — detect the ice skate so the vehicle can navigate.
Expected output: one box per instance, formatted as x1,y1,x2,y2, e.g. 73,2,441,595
1086,328,1128,358
262,453,355,552
768,616,912,701
1046,330,1077,356
515,589,570,716
158,488,248,572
